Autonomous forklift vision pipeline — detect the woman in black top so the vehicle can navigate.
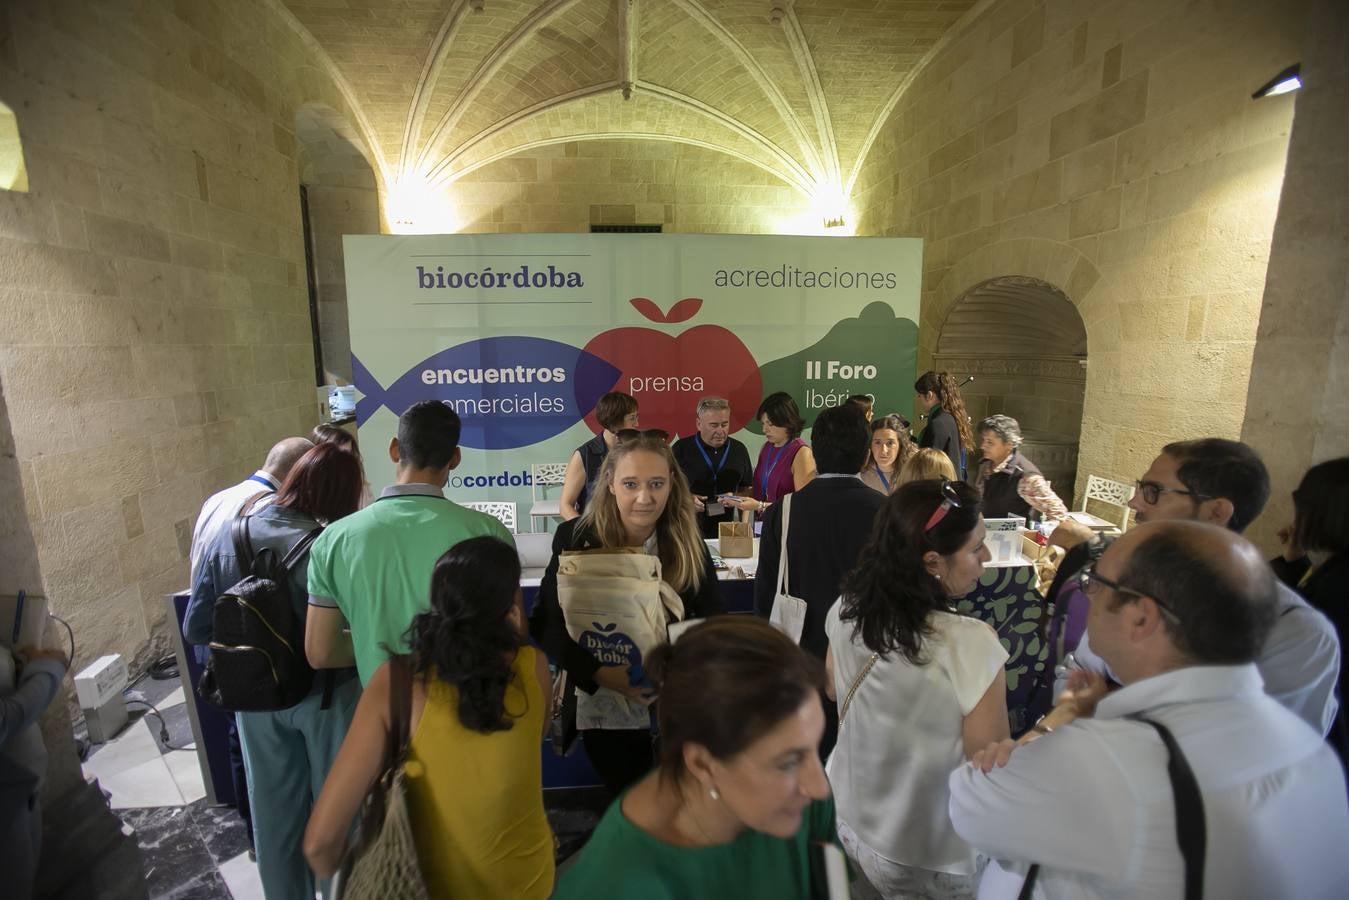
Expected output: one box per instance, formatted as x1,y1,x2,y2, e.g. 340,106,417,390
532,432,725,796
559,391,640,520
914,371,974,480
1272,457,1349,761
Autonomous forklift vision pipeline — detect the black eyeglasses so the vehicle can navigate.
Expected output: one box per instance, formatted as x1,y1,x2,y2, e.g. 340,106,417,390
1134,480,1211,506
923,479,963,531
1078,564,1179,620
616,428,671,444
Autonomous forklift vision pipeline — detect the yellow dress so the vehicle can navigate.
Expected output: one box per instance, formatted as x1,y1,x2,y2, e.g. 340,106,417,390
404,647,554,899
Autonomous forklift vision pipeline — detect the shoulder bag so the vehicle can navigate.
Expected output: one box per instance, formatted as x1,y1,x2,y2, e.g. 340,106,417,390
1016,714,1205,900
767,494,807,644
334,655,428,900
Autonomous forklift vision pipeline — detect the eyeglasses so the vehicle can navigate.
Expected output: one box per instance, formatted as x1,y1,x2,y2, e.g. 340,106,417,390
616,428,671,444
1134,479,1211,506
1077,565,1179,620
923,479,963,531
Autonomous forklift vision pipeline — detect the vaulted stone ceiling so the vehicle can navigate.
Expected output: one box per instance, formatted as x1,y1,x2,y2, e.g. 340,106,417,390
270,0,982,205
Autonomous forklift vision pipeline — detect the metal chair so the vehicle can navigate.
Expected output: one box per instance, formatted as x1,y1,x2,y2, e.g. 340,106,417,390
528,462,569,532
463,501,517,534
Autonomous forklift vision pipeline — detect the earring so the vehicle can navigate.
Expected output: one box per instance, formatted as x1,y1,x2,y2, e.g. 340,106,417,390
709,786,721,801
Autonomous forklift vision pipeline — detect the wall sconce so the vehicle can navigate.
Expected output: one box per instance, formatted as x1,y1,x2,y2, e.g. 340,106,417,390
1252,63,1301,99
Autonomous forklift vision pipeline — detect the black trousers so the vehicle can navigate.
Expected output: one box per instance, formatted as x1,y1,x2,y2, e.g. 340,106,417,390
582,728,655,798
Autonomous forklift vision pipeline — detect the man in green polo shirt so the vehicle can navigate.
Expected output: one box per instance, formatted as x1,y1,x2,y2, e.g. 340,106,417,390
305,400,514,684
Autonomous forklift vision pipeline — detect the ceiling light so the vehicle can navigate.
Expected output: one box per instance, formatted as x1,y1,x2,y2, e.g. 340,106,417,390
1252,64,1301,99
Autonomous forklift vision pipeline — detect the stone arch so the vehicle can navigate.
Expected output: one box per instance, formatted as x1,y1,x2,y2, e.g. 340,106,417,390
0,100,29,192
294,103,381,386
927,238,1104,503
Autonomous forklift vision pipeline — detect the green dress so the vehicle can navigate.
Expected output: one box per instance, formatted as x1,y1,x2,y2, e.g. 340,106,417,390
554,793,843,899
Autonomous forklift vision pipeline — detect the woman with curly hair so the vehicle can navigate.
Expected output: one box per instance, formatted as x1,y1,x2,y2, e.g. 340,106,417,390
824,479,1008,899
914,371,974,480
304,536,554,899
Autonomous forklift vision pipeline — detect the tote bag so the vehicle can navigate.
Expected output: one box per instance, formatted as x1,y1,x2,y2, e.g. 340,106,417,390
768,495,807,644
557,548,683,730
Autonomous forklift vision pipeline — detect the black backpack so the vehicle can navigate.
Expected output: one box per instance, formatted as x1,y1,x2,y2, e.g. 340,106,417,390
198,513,323,712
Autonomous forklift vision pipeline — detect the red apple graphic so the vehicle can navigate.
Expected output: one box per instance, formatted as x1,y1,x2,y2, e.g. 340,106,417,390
582,298,763,438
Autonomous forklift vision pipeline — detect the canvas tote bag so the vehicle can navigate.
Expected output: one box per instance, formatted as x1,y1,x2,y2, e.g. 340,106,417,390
768,494,807,644
557,548,684,730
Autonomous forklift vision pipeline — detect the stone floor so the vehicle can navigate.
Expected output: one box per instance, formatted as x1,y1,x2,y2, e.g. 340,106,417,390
79,673,605,898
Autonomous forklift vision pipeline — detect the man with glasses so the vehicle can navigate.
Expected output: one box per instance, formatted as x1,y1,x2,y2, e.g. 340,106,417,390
1049,439,1340,735
951,520,1349,899
672,397,753,538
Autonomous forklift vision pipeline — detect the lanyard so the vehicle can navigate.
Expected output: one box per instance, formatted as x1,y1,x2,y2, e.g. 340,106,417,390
694,435,729,478
247,474,274,489
759,441,792,500
873,464,890,492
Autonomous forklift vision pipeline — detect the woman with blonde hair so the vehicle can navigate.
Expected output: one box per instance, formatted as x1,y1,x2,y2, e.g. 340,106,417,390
531,431,725,795
899,447,958,486
914,371,974,480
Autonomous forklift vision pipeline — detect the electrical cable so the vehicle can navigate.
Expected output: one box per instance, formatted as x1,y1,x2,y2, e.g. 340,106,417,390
49,613,75,668
123,699,193,752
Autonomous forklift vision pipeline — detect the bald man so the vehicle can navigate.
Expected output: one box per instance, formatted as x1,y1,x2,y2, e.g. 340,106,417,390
951,521,1349,899
189,436,314,578
1050,439,1340,735
182,435,311,856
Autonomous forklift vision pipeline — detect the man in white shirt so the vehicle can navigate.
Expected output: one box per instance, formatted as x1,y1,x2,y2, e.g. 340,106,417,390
1050,438,1340,734
950,520,1349,899
183,434,310,860
188,437,313,579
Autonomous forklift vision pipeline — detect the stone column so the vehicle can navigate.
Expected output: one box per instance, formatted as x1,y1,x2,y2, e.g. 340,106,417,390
1241,0,1349,552
0,377,146,898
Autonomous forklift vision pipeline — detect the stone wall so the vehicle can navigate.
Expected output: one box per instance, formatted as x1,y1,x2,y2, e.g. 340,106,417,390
1241,0,1349,551
441,139,816,234
852,0,1306,500
0,0,368,667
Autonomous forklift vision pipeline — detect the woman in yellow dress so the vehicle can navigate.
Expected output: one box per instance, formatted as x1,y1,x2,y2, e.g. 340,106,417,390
304,536,554,898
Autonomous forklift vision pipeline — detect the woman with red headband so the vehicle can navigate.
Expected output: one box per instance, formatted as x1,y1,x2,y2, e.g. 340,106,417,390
823,479,1008,899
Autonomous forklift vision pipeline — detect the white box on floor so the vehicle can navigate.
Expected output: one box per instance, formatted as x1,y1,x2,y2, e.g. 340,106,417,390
75,654,128,708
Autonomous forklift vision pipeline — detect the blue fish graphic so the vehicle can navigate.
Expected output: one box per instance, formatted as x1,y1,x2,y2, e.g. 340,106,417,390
350,335,621,450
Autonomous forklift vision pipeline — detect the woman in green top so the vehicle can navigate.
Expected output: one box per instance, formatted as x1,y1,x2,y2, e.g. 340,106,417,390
554,617,842,899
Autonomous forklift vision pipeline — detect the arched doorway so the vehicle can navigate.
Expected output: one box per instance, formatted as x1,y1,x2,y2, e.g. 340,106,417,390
934,275,1087,502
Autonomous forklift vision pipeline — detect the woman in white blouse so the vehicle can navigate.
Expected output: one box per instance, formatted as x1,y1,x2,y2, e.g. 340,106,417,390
824,478,1009,900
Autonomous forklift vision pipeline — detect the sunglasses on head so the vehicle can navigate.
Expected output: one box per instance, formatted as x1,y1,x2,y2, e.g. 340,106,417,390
616,428,671,444
923,479,963,531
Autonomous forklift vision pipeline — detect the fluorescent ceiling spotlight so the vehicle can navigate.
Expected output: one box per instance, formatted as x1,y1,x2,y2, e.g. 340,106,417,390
1252,63,1301,99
